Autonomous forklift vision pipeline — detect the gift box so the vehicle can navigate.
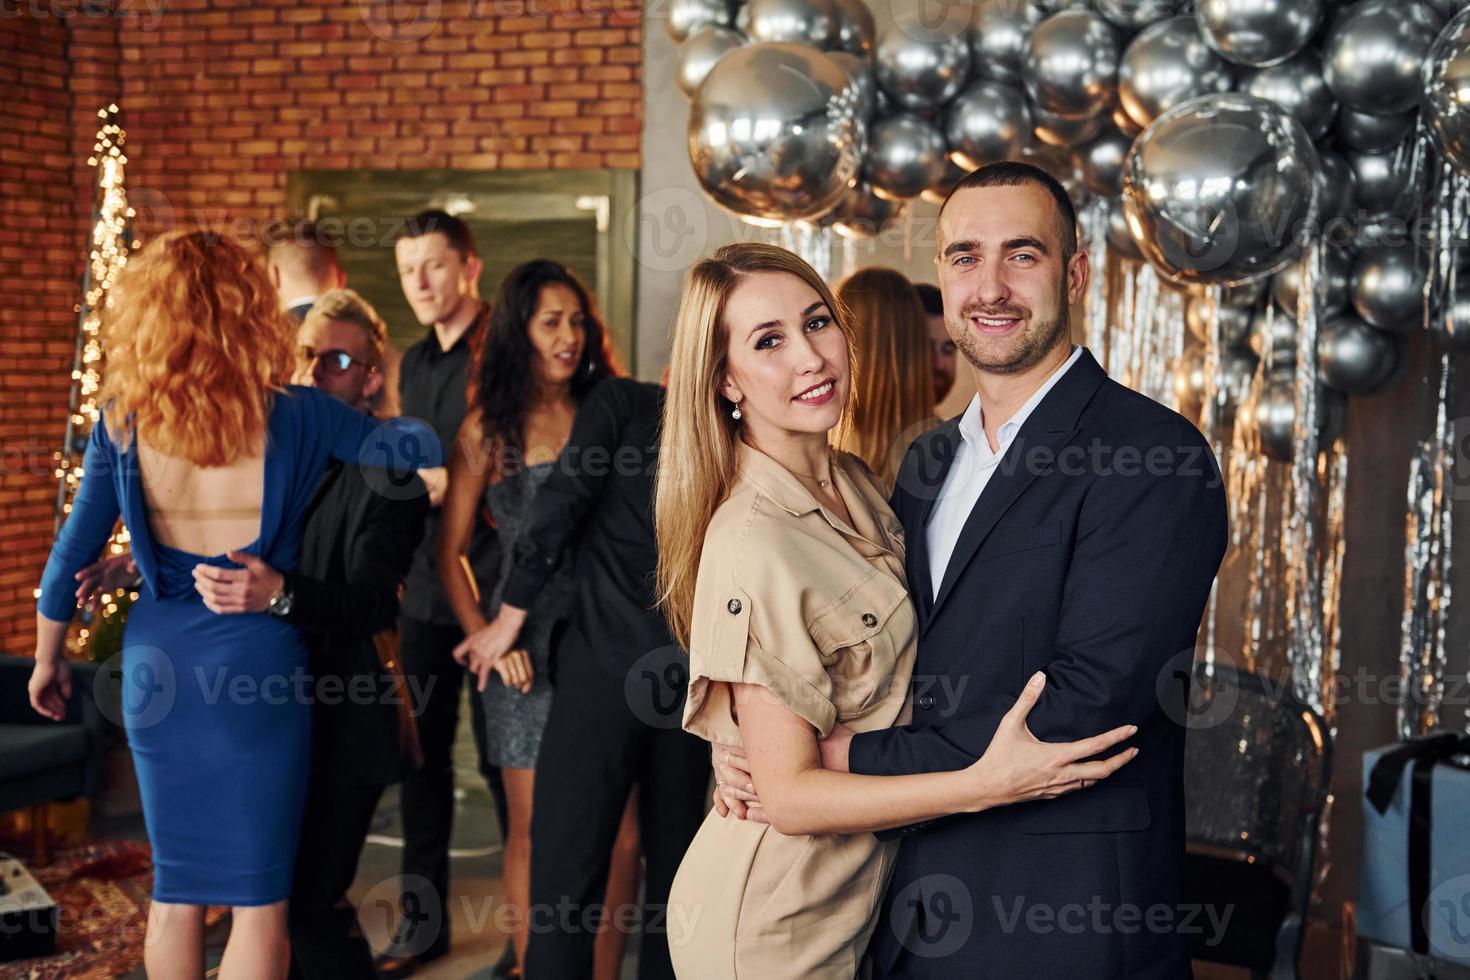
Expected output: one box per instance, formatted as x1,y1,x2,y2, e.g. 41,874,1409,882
1359,733,1470,966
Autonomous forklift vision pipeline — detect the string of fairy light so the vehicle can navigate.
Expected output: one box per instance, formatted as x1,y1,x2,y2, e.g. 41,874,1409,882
38,105,138,644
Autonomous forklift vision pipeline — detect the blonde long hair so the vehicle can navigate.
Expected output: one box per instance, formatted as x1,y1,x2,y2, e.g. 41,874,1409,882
655,243,858,648
835,267,935,487
101,229,296,466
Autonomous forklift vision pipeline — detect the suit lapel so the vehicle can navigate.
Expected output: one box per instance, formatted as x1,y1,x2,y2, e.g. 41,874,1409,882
923,349,1109,634
898,420,960,635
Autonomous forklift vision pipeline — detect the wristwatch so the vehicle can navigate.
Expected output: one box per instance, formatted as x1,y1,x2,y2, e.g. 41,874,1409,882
267,581,294,618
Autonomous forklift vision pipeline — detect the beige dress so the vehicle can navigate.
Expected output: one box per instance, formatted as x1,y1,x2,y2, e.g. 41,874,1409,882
666,442,918,979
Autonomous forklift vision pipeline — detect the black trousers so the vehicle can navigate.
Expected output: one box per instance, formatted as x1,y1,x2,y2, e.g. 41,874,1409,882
396,615,508,955
287,776,384,980
523,625,710,980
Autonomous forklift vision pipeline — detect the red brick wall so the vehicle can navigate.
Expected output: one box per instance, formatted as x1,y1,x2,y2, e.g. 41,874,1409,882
1,0,643,652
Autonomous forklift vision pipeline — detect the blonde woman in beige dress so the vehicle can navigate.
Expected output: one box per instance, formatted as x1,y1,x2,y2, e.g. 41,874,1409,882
654,243,1138,979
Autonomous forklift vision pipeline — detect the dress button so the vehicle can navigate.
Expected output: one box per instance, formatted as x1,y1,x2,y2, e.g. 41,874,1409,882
861,612,878,628
727,598,742,615
918,694,935,710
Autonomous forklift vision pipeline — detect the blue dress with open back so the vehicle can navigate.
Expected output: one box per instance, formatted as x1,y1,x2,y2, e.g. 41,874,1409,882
36,385,440,906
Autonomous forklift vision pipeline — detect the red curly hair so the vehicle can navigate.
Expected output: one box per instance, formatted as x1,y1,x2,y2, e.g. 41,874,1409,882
101,229,297,467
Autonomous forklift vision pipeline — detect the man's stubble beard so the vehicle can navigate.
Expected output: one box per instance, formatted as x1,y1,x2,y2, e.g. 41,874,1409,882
950,278,1071,376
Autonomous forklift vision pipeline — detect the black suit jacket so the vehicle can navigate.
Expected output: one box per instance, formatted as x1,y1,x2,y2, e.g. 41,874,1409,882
285,459,428,787
851,349,1228,980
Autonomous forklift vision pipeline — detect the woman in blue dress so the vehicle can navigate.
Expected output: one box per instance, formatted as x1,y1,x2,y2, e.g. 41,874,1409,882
27,229,439,979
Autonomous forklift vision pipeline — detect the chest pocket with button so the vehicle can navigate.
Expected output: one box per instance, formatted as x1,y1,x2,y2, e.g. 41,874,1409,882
807,567,914,720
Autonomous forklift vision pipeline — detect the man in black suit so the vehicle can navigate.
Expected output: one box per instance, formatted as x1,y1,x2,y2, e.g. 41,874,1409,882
716,162,1228,979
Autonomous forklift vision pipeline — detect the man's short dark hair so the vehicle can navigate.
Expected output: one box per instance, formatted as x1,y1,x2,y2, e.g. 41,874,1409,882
939,161,1078,261
398,208,479,262
914,282,943,318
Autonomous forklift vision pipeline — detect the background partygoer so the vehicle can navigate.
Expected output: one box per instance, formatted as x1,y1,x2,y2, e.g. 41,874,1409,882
29,231,439,980
836,267,936,487
440,259,617,979
915,281,957,409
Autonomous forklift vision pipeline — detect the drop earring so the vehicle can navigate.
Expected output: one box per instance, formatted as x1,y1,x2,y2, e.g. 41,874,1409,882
731,404,742,421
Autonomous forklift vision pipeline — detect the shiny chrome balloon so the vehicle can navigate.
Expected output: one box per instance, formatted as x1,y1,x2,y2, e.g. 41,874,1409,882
668,0,733,42
827,180,907,238
1318,313,1397,394
875,14,972,111
829,0,874,55
1184,297,1254,346
1335,107,1415,154
1104,195,1144,259
829,50,878,121
1122,93,1320,286
1118,17,1234,130
1096,0,1184,32
1074,128,1133,197
1351,246,1428,333
865,112,950,201
1272,245,1353,318
1248,306,1298,364
1427,0,1470,23
1240,49,1338,142
945,80,1033,171
1423,8,1470,174
1195,0,1322,68
1346,146,1417,217
1323,0,1438,115
921,159,970,206
1022,140,1092,207
1255,371,1345,461
1032,105,1106,148
1173,346,1258,419
745,0,835,47
1023,11,1122,121
971,0,1048,86
689,42,865,222
677,27,746,97
1315,151,1356,226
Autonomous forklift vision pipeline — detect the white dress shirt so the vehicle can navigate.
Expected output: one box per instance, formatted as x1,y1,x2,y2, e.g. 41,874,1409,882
927,345,1084,598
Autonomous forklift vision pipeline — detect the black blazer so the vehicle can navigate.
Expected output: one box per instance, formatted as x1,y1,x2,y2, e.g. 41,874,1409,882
851,349,1228,980
285,459,428,787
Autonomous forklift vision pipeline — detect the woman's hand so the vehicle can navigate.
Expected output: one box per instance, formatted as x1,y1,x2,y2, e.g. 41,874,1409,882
28,656,72,722
710,742,766,823
452,606,526,691
491,649,534,695
966,671,1138,810
75,553,139,611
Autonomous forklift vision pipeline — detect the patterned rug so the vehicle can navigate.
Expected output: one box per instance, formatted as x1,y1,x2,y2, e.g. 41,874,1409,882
0,839,190,980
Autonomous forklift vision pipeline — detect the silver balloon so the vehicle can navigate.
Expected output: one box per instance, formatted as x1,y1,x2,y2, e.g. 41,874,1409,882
1335,107,1416,153
1272,245,1353,318
689,42,864,222
829,51,878,120
1427,0,1470,22
1249,307,1298,364
827,180,907,238
1105,195,1144,258
1173,346,1258,419
745,0,835,47
668,0,733,42
1352,246,1427,332
921,159,969,206
677,27,746,96
1347,146,1416,217
1316,151,1356,224
875,15,971,111
1023,11,1122,121
1023,140,1091,206
1240,49,1338,142
1323,0,1439,115
1075,128,1133,196
829,0,874,56
1097,0,1184,31
1112,103,1143,137
1431,291,1470,346
1122,93,1320,286
945,80,1033,171
865,112,949,200
1255,371,1345,461
1033,105,1106,148
1185,297,1254,346
1195,0,1322,68
1423,8,1470,174
1119,17,1234,129
1319,312,1397,393
971,0,1048,87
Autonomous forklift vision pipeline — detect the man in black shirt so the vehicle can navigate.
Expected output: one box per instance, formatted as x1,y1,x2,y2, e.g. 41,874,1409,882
456,378,710,980
381,210,505,976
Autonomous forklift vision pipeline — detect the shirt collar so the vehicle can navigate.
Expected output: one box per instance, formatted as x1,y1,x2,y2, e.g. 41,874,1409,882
423,303,489,357
957,345,1084,453
734,440,895,552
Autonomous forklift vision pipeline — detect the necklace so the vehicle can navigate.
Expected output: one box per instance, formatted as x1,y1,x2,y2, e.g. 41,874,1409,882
789,455,835,489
